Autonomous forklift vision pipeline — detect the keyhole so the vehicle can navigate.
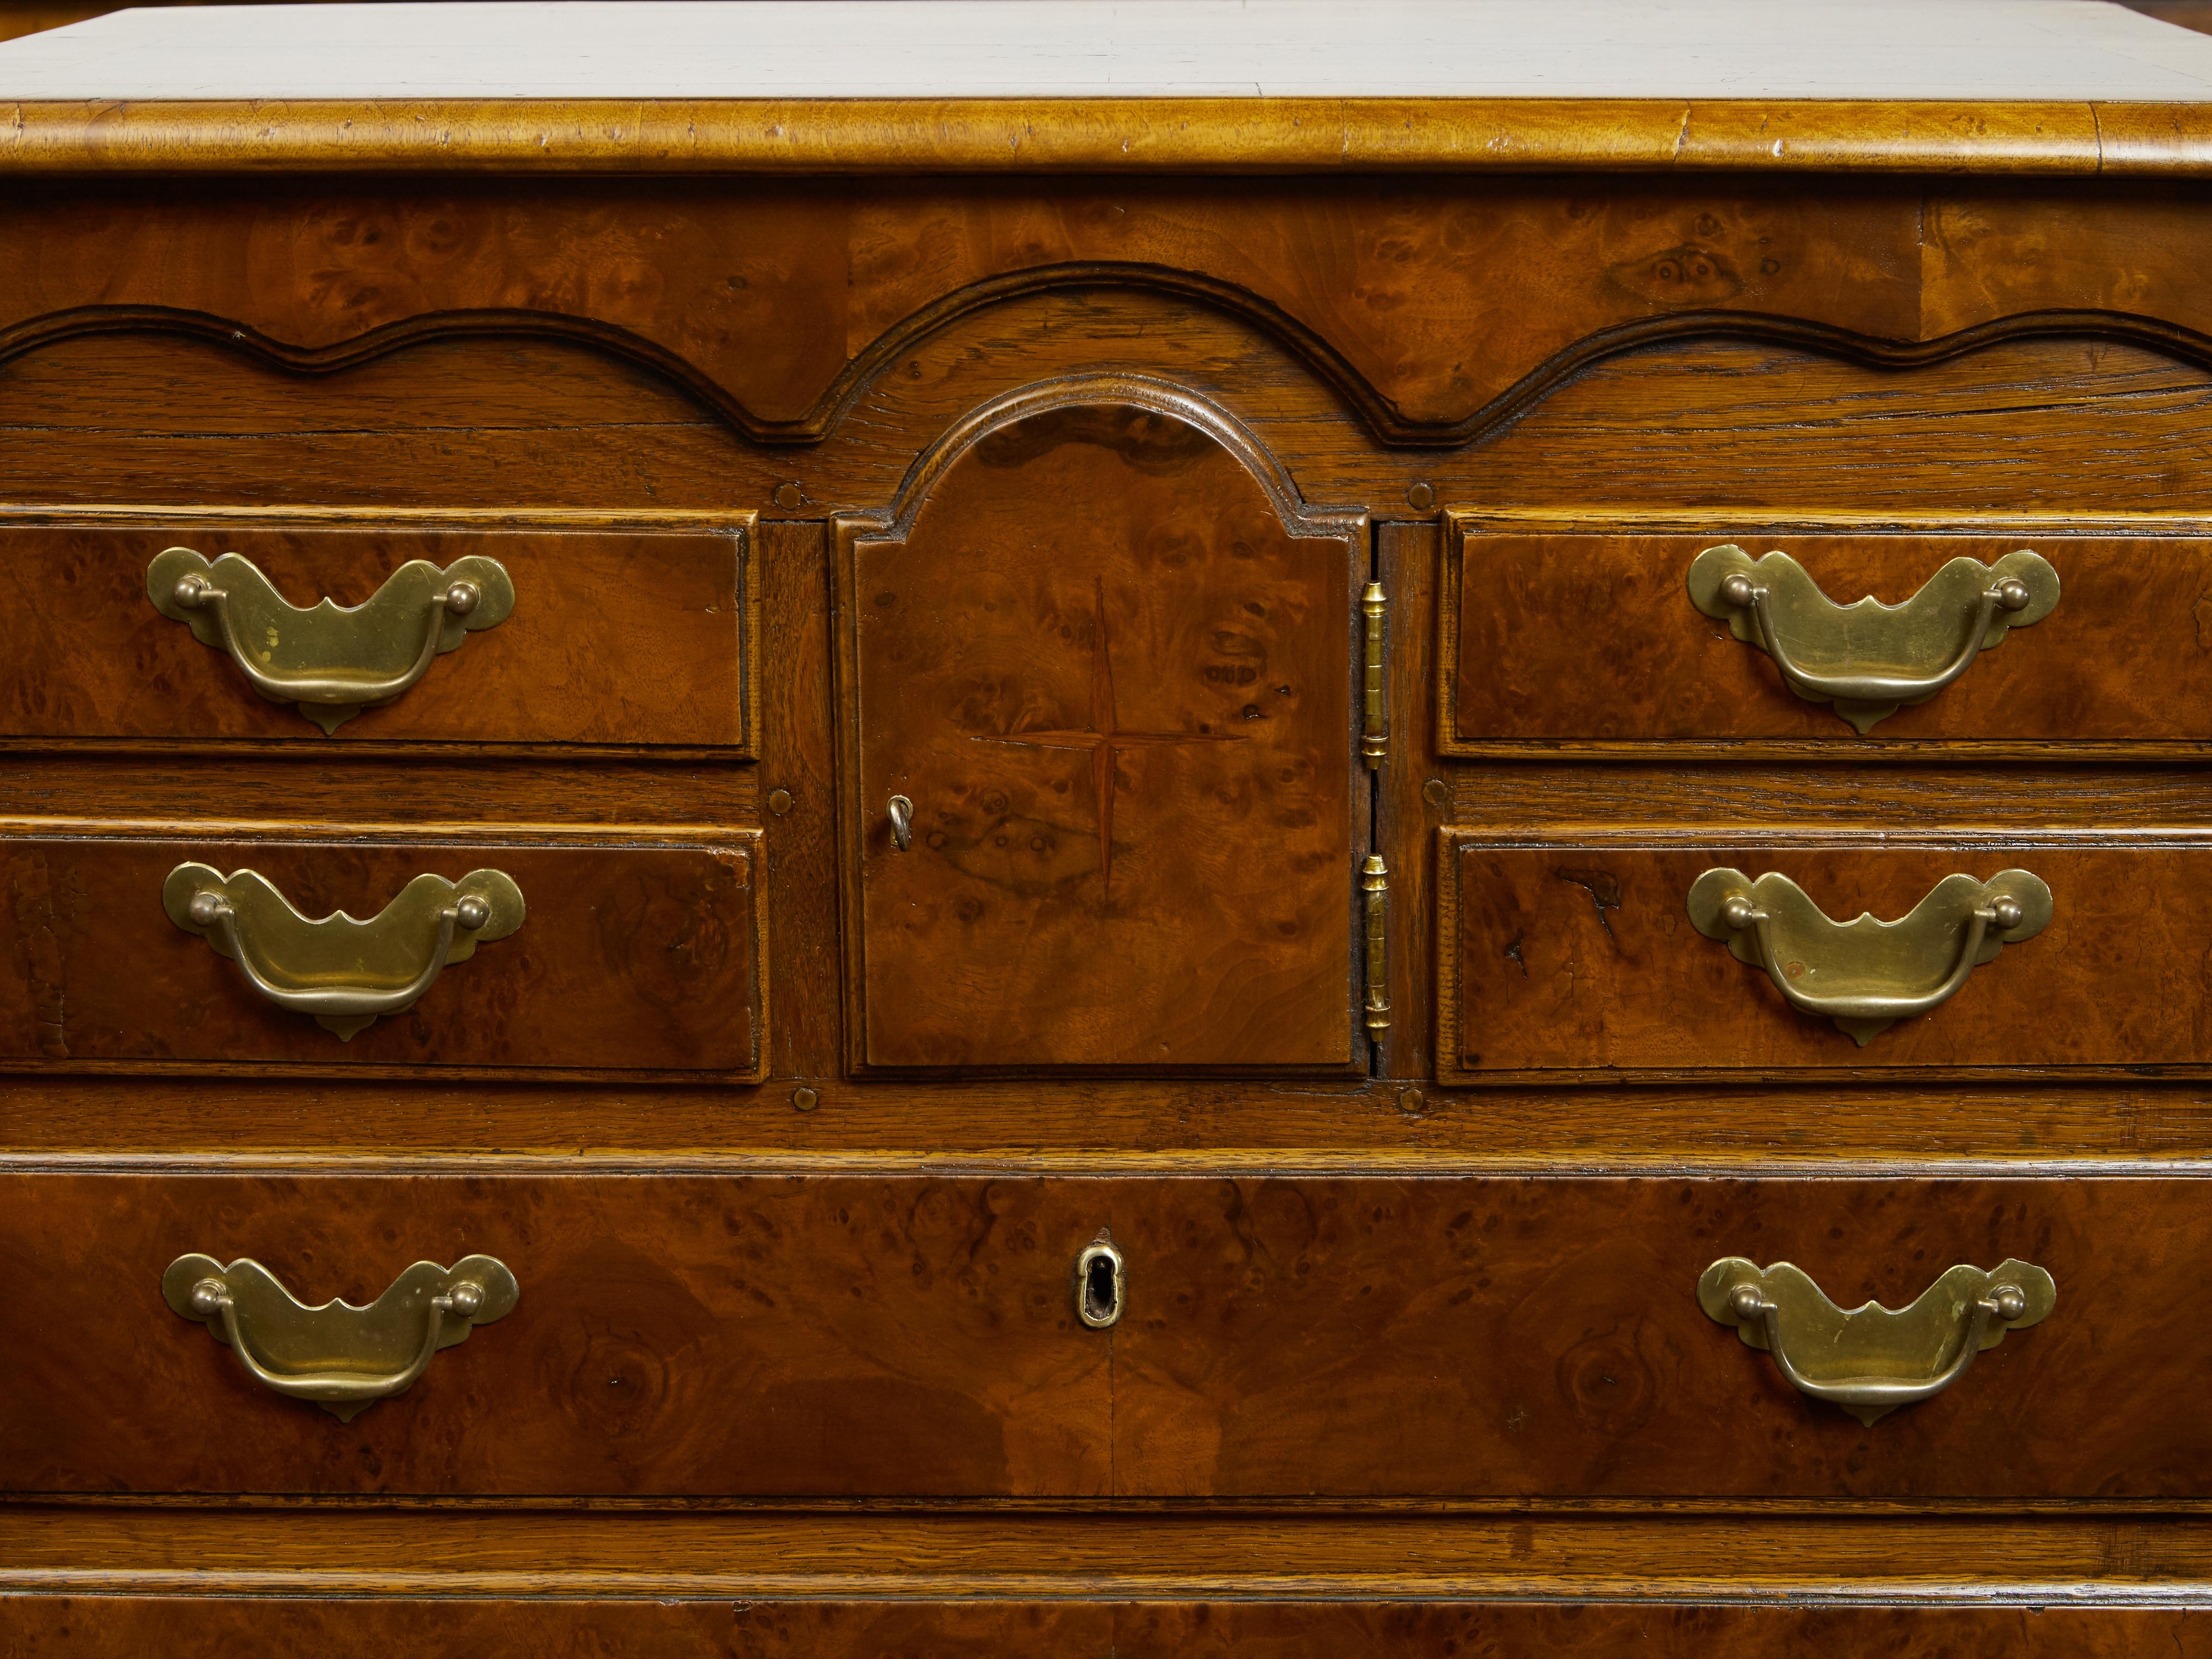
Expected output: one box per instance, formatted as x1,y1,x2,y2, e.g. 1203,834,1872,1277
1075,1238,1124,1329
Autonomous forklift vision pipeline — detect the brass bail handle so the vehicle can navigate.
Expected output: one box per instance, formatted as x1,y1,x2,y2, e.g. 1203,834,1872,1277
1717,884,2016,1022
1715,565,2032,707
1725,1279,2028,1413
163,864,526,1040
886,794,915,851
1687,867,2052,1045
1686,545,2059,734
147,547,516,733
168,566,483,707
1699,1256,2056,1425
186,885,488,1020
163,1253,520,1421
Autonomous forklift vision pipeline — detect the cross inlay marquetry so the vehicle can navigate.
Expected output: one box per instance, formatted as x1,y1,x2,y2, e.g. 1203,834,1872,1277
975,576,1244,893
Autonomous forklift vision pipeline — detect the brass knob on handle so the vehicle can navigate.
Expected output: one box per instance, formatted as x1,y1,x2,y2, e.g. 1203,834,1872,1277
886,795,914,852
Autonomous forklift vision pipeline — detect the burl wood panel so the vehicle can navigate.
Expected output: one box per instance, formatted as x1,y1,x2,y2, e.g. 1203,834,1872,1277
1108,1174,2206,1500
0,830,764,1077
3,1599,2202,1659
1439,834,2212,1081
1446,521,2212,753
0,515,755,755
0,1172,1110,1496
18,178,2212,443
841,399,1358,1071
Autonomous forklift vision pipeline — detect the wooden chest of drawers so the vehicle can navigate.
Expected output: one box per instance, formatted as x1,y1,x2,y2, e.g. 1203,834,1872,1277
8,0,2212,1650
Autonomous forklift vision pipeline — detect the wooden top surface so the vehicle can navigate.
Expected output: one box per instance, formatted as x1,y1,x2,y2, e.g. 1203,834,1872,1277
5,0,2212,174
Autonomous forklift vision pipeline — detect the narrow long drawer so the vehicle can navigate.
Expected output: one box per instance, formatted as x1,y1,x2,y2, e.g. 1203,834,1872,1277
1439,830,2212,1081
0,512,755,754
0,827,763,1078
1443,514,2210,754
3,1170,2198,1501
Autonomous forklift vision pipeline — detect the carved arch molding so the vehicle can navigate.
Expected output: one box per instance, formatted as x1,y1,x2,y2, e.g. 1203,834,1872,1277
8,290,2207,455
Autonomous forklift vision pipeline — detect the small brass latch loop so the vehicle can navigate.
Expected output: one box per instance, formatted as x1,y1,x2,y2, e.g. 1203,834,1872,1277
886,795,915,852
1075,1237,1125,1329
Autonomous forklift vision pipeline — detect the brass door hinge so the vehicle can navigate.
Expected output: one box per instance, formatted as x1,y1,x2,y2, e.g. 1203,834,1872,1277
1361,580,1387,769
1362,853,1390,1042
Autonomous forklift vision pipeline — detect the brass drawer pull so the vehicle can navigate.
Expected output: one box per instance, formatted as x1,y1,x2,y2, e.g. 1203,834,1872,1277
163,863,526,1040
163,1253,518,1422
1075,1237,1125,1329
148,547,515,733
1687,867,2050,1045
1700,1256,2054,1425
1687,545,2058,733
886,794,915,851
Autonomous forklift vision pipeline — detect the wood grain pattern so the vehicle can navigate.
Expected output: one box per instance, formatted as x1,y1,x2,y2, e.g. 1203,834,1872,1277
0,827,764,1078
1439,833,2212,1082
1444,518,2212,756
0,510,757,756
837,389,1360,1073
1,1597,2205,1658
0,1171,1111,1498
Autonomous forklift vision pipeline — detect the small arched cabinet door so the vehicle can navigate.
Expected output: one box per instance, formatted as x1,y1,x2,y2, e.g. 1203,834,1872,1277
836,381,1366,1074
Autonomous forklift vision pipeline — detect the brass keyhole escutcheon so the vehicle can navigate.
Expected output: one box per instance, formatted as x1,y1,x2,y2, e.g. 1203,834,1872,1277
1075,1237,1124,1329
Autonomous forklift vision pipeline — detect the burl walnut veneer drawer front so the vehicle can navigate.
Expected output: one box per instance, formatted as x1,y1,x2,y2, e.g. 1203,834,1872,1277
0,830,764,1078
1443,517,2212,754
0,513,757,754
0,1171,2183,1501
1440,832,2212,1081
